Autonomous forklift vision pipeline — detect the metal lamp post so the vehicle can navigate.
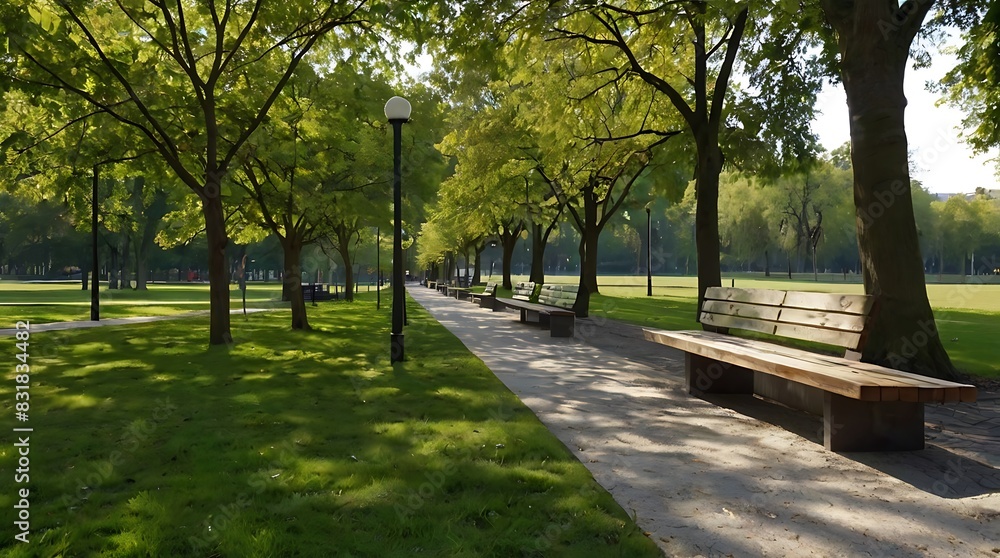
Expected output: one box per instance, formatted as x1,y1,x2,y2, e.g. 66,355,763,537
385,96,411,364
646,206,652,297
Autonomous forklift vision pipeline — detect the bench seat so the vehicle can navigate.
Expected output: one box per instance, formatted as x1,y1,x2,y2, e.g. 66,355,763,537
643,287,976,451
644,329,976,404
495,283,578,337
470,282,497,308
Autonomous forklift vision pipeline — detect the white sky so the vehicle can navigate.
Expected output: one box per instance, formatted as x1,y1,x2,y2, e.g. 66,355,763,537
813,50,998,195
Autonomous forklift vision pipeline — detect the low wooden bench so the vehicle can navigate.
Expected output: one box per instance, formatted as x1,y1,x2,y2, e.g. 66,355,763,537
427,280,437,290
451,287,472,300
496,283,578,337
301,283,336,302
643,287,976,451
470,282,497,308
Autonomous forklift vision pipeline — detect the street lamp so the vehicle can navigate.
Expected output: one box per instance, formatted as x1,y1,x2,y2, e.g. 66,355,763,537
646,206,652,297
385,95,411,364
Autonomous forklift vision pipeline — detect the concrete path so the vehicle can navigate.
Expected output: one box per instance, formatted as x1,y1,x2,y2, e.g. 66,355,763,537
0,308,273,335
410,285,1000,558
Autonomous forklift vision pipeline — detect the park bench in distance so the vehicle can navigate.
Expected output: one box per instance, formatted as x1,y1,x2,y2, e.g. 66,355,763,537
643,286,977,451
495,283,579,337
301,283,336,302
470,281,498,308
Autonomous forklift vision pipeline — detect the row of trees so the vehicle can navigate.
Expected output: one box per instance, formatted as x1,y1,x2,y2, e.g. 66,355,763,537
4,1,1000,380
413,0,1000,380
1,1,447,339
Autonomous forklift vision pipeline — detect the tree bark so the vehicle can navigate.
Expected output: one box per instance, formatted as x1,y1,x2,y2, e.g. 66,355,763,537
134,188,168,291
281,236,310,330
119,233,131,289
573,236,591,318
331,227,356,303
580,185,601,296
694,141,723,317
825,0,957,379
108,245,119,290
472,242,483,285
202,193,233,345
499,229,521,290
529,222,546,284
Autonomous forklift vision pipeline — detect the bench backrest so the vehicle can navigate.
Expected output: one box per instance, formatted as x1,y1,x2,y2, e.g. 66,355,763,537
538,284,579,309
512,282,536,301
699,287,875,353
483,282,496,296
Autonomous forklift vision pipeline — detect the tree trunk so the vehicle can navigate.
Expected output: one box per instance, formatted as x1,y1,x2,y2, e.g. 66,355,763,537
573,236,591,319
108,246,119,290
336,233,355,302
119,233,131,289
694,142,723,317
472,243,483,286
764,249,770,277
281,236,310,330
135,189,168,291
500,233,518,290
202,194,233,345
529,222,546,284
828,3,957,379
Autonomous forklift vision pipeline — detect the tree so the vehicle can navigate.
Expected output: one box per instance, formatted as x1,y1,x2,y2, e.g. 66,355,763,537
818,0,962,378
6,0,373,344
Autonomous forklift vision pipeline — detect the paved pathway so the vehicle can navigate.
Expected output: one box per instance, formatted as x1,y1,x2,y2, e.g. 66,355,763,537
410,285,1000,557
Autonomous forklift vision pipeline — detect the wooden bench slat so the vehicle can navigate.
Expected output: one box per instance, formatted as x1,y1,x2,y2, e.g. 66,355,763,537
700,312,777,336
643,329,975,403
781,291,874,315
706,286,786,306
775,307,867,332
772,323,864,350
701,300,782,321
702,334,975,396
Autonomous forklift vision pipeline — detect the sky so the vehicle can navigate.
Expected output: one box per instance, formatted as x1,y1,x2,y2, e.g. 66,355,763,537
812,51,998,195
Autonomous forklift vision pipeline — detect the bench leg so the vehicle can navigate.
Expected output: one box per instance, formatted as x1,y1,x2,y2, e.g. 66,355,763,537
686,354,753,394
549,316,574,337
539,313,551,329
824,394,924,451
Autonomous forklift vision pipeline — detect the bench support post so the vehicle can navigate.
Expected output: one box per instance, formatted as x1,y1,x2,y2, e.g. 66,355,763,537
549,315,574,337
824,393,924,451
686,354,753,394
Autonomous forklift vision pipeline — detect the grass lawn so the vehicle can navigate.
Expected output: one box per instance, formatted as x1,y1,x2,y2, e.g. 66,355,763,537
0,283,285,324
497,274,1000,379
0,293,660,557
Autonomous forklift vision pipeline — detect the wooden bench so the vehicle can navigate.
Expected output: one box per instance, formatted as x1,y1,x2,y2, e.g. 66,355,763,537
450,287,472,300
301,283,336,302
643,287,977,451
496,283,578,337
427,280,437,290
470,281,498,308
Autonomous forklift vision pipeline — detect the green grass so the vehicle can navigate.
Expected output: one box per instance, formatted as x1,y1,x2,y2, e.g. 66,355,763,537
0,293,660,557
0,283,284,324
